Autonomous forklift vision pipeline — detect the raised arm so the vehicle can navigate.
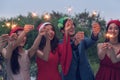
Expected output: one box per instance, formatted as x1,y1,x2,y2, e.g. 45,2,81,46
4,25,33,59
13,25,33,49
84,22,101,49
36,38,51,61
36,28,51,61
27,32,43,58
59,25,72,75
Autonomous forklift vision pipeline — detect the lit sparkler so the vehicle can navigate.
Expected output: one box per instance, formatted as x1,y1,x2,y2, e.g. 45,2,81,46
106,33,113,38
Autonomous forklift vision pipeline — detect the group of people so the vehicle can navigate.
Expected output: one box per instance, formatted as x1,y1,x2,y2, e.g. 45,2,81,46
0,16,120,80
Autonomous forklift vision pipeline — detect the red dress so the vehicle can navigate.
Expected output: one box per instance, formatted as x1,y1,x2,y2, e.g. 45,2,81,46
96,50,120,80
36,35,72,80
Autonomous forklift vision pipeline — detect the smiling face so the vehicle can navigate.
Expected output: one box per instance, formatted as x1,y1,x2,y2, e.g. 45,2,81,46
43,24,55,40
107,23,119,39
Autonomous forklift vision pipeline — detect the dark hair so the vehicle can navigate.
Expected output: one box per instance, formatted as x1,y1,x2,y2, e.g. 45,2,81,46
10,29,23,74
105,24,120,42
39,24,59,53
10,47,20,74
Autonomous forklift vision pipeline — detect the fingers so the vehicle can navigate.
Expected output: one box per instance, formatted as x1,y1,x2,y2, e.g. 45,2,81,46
75,31,84,41
39,28,48,37
39,29,52,40
24,24,34,33
1,34,9,38
74,31,84,45
65,19,74,34
102,43,108,49
0,34,9,39
9,33,18,41
0,34,9,42
101,43,113,50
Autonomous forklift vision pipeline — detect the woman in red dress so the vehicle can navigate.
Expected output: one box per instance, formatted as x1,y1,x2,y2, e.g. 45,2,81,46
96,20,120,80
36,22,72,80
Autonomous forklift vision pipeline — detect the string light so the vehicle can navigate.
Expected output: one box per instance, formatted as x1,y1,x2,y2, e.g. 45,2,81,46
43,13,51,21
31,12,37,17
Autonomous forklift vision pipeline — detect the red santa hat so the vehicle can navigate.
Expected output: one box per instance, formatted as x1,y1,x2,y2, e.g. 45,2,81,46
107,20,120,27
9,26,23,36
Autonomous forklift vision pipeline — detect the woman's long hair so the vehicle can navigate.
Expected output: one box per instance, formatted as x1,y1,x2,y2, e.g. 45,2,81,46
10,28,23,74
10,47,20,74
39,24,59,53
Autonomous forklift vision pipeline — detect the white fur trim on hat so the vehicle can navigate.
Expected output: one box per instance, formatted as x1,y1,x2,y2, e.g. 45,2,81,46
39,22,51,31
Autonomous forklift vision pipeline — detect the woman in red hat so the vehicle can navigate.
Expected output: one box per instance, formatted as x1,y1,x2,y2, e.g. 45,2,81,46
36,22,72,80
96,20,120,80
0,25,42,80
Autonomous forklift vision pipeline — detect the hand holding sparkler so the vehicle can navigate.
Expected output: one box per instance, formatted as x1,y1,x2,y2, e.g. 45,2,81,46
98,42,115,59
64,19,73,36
9,33,18,41
24,24,34,33
0,34,9,43
101,42,114,52
39,28,51,41
99,43,110,54
74,31,84,46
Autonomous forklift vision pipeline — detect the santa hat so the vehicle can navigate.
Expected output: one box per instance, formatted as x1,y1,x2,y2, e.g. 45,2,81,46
57,17,70,29
9,26,23,36
107,20,120,27
37,22,51,31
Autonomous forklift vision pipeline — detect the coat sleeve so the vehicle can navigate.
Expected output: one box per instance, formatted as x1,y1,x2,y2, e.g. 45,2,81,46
84,33,98,49
58,34,72,75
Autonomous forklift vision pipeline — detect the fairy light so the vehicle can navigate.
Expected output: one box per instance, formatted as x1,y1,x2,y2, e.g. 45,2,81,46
11,24,17,29
5,22,11,27
5,21,17,29
18,18,20,21
43,13,51,21
32,12,37,17
2,25,5,27
91,11,97,17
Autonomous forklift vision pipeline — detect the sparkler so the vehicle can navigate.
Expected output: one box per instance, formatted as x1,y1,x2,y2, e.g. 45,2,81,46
105,33,113,38
92,11,97,17
67,6,72,14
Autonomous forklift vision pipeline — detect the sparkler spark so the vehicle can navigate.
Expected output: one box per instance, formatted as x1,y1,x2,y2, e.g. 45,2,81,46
106,33,113,38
